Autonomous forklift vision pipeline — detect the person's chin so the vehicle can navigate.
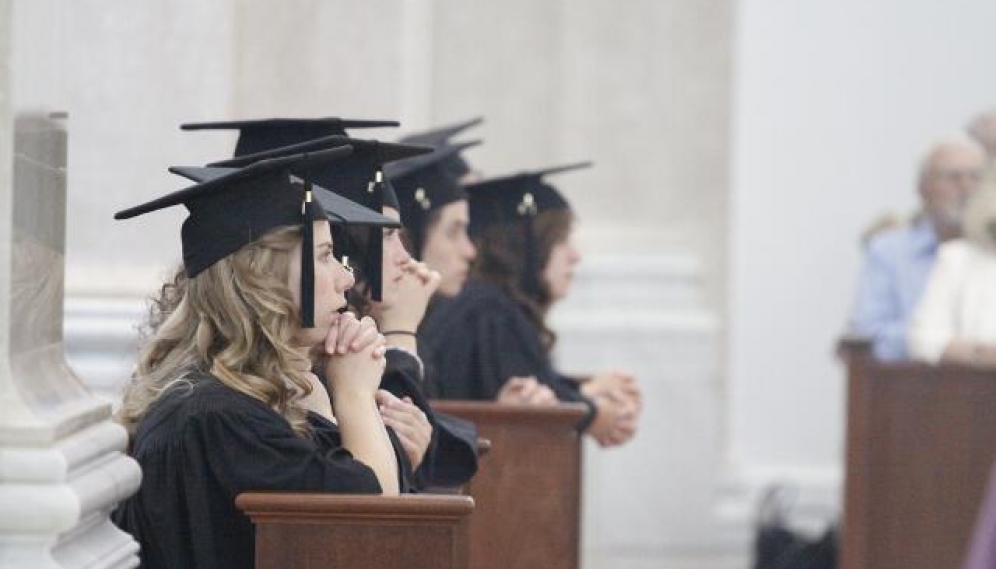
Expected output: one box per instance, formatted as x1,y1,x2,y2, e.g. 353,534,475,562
557,278,574,299
437,280,460,298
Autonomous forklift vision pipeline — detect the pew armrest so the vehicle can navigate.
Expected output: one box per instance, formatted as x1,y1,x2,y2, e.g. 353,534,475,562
236,492,474,521
432,400,588,427
236,493,474,569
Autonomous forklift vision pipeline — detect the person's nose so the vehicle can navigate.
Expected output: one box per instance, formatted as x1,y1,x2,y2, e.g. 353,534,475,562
336,262,356,292
462,236,477,260
568,244,582,266
397,242,412,266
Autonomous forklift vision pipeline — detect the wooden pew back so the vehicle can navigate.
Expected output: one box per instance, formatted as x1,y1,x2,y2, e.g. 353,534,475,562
237,493,474,569
433,400,587,569
841,340,996,569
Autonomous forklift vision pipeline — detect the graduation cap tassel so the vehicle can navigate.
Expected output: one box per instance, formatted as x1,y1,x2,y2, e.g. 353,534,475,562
370,168,385,206
300,183,319,328
368,226,385,302
411,223,426,260
367,168,387,301
523,214,541,299
412,187,432,260
517,192,541,299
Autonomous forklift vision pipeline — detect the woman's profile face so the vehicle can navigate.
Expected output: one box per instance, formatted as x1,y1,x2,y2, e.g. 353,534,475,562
542,225,581,303
378,206,412,308
288,220,356,347
422,200,476,297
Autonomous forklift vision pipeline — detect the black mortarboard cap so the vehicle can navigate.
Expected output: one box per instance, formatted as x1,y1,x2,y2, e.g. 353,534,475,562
116,147,398,328
385,140,481,258
399,117,483,179
203,135,433,301
464,161,592,297
464,161,591,231
181,117,400,158
167,166,399,229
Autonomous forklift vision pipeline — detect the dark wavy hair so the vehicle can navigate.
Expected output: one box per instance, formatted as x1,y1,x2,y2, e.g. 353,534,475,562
470,208,573,352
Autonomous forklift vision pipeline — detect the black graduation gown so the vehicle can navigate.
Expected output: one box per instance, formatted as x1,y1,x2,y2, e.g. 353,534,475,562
380,349,479,488
113,374,413,569
419,281,596,429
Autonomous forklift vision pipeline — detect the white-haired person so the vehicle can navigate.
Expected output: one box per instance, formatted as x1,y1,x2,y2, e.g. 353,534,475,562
850,134,986,360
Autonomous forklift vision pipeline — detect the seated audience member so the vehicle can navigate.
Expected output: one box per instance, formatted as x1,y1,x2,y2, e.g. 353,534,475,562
908,169,996,367
112,149,411,569
969,109,996,161
202,133,481,488
420,163,640,447
849,135,985,360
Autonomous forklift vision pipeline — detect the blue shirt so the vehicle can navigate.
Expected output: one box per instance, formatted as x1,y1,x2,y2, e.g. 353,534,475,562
850,217,939,360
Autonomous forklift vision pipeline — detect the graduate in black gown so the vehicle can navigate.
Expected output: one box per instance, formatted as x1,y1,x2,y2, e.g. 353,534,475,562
390,118,483,301
111,148,414,569
419,163,642,446
195,122,480,488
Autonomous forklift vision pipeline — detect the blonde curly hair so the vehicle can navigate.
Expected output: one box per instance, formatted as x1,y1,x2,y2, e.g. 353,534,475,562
117,225,316,438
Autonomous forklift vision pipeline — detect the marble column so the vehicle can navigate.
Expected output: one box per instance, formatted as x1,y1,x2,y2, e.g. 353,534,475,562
0,111,141,566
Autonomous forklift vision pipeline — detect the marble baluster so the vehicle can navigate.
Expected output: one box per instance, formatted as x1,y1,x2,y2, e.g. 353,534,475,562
0,112,141,569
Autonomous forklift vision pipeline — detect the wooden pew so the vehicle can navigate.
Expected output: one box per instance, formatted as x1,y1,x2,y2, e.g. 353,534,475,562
840,338,996,569
236,493,474,569
433,400,587,569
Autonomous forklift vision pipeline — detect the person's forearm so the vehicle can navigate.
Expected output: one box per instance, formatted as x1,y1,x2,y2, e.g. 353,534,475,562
297,374,334,421
333,390,400,495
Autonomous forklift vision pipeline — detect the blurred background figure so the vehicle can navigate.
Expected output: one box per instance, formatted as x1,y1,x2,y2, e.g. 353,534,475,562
908,167,996,368
969,109,996,162
849,135,986,360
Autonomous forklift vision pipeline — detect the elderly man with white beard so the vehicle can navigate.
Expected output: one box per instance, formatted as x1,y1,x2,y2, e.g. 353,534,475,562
849,134,986,360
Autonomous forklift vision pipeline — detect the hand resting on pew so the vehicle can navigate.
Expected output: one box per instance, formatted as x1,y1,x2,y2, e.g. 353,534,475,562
587,390,639,447
497,376,559,405
581,370,643,412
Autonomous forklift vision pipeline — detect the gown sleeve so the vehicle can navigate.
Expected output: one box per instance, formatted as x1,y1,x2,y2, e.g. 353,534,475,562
188,403,383,501
428,296,546,399
428,289,598,430
381,349,480,488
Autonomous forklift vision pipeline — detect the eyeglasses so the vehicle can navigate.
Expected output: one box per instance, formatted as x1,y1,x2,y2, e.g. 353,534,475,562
930,169,983,185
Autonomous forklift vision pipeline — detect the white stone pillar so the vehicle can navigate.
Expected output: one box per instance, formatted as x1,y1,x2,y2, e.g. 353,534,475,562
0,105,141,568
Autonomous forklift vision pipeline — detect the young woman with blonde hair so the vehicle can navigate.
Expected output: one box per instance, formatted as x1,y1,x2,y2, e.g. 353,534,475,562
112,148,412,569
